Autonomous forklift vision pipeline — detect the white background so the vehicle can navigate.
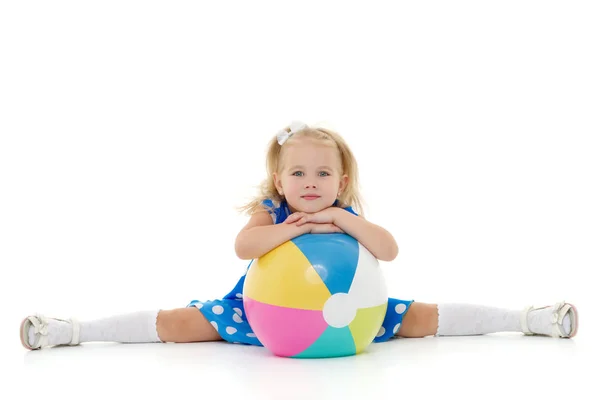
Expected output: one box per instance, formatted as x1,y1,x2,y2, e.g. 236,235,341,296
1,1,598,399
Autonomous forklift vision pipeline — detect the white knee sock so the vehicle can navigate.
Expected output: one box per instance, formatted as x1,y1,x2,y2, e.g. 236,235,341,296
435,303,572,336
29,310,162,346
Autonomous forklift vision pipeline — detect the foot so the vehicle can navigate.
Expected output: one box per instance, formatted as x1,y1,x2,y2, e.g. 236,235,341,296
20,314,81,350
520,301,578,338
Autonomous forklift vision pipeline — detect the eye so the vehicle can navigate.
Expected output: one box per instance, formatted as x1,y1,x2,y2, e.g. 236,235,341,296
292,171,303,176
319,171,330,177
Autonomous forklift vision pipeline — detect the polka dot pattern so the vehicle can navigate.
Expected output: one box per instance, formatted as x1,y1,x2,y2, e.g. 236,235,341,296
185,298,262,346
212,305,224,315
373,298,414,343
226,326,237,335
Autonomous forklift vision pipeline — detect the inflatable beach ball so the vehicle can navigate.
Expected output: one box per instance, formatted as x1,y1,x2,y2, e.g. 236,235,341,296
243,233,388,358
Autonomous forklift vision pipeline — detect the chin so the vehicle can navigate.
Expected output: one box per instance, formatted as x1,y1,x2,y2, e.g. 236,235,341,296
292,198,334,213
293,204,317,213
309,203,331,212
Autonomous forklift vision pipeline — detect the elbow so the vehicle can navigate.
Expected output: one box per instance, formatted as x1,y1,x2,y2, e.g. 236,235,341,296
235,246,252,261
234,243,245,260
235,236,262,260
378,250,398,262
234,234,252,260
235,243,253,260
378,239,399,262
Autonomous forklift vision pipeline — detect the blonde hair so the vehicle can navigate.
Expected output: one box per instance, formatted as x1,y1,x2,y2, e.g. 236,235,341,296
237,122,366,217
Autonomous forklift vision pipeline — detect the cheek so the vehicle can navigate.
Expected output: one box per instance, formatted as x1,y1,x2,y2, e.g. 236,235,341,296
282,179,297,192
286,182,301,193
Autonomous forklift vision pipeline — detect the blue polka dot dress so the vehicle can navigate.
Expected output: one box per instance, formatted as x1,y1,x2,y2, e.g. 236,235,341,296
186,198,414,345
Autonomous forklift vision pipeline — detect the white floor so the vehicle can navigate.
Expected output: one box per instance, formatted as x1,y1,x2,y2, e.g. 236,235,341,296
9,330,596,400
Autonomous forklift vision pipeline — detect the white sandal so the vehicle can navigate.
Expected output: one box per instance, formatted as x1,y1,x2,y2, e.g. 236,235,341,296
520,301,578,338
20,314,81,350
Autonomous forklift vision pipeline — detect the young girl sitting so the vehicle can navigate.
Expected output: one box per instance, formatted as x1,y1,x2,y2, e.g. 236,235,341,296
20,121,578,350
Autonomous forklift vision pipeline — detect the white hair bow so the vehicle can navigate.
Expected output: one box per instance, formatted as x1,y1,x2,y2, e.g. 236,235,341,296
276,121,308,145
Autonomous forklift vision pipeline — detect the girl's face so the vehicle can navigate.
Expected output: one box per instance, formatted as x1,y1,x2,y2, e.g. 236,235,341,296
273,138,348,214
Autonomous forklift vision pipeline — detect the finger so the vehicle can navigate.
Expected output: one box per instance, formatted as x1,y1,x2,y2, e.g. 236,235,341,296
286,213,301,223
285,216,296,223
296,216,308,226
296,215,310,225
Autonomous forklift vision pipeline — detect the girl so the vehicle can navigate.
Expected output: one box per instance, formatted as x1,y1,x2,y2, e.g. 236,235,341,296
20,121,578,351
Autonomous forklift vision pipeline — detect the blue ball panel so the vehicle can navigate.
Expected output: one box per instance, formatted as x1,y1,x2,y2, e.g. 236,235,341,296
291,233,358,295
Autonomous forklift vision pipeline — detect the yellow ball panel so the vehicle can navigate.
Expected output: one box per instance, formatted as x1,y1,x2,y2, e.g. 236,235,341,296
348,302,387,353
244,241,332,310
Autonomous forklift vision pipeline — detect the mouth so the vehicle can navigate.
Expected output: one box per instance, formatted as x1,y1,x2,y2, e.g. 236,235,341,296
301,195,321,201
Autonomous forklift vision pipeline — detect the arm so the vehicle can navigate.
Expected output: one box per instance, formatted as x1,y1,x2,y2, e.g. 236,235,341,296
235,214,310,260
332,208,399,262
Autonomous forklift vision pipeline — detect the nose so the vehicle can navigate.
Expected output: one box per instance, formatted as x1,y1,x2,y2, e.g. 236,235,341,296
304,183,316,189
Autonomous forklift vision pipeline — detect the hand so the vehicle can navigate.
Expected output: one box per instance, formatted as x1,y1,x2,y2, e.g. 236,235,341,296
284,212,310,225
285,207,339,226
305,222,344,234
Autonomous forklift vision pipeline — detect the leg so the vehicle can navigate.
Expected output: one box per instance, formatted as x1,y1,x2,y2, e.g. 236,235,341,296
156,308,222,343
397,301,578,339
186,299,263,346
21,307,223,350
395,302,439,338
21,310,164,350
